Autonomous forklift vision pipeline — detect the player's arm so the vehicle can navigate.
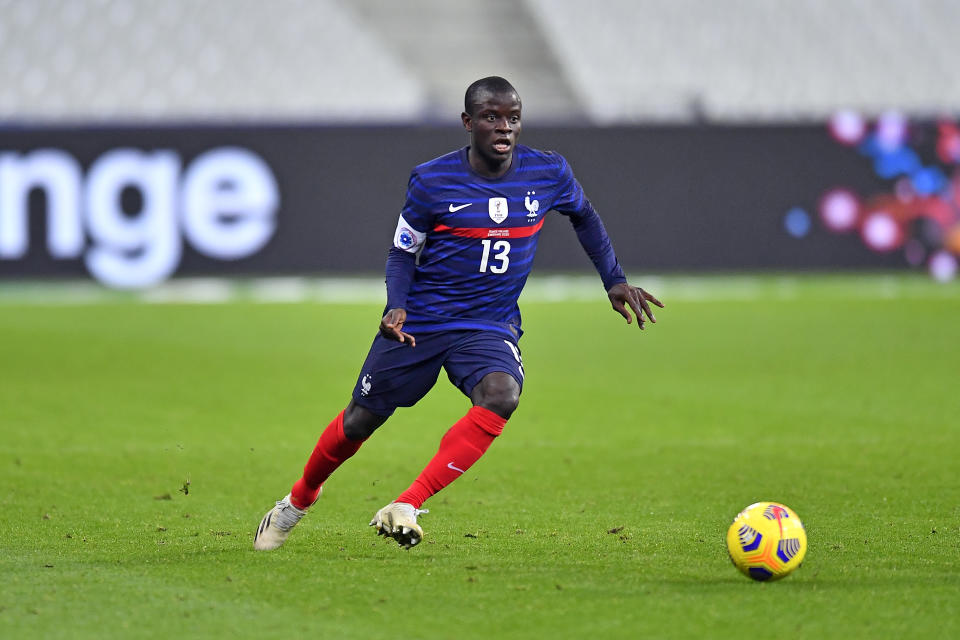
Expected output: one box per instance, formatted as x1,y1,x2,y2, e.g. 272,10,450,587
552,155,664,329
381,173,432,346
569,202,663,329
381,247,417,346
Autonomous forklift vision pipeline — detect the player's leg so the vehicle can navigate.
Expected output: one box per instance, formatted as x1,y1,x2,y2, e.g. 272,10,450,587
254,402,386,551
375,334,522,548
289,401,388,509
256,333,445,550
468,371,521,418
392,372,516,507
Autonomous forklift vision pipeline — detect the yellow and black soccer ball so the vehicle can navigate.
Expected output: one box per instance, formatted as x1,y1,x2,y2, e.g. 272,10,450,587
726,502,807,581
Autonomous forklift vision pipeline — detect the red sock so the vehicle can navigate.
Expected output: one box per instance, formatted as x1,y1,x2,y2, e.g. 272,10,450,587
396,406,507,508
290,410,365,509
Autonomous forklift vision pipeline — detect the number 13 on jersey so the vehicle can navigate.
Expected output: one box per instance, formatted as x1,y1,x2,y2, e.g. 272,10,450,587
479,239,511,273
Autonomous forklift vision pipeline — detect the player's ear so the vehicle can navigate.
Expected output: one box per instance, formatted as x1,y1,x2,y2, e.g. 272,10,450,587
461,112,472,131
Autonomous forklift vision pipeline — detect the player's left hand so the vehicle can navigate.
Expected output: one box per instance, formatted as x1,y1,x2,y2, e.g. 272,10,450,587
607,283,664,330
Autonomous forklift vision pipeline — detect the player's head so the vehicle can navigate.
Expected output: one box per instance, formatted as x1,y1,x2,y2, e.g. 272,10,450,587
462,77,522,166
463,76,520,116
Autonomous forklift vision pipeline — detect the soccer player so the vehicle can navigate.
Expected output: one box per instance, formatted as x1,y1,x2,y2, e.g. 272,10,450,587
254,76,663,550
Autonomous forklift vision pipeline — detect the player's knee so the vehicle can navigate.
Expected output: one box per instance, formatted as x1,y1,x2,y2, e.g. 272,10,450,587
472,373,520,419
342,401,388,440
483,393,519,420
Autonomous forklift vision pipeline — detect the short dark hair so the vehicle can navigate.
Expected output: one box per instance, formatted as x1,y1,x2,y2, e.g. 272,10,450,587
464,76,519,115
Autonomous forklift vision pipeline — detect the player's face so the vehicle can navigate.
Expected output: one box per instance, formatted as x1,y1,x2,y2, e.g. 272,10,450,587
462,90,522,167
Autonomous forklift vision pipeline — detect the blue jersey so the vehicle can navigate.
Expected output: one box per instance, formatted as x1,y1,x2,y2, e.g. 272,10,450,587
389,144,624,340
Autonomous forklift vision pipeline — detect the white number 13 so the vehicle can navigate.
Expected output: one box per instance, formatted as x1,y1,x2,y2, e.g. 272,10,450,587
479,239,510,273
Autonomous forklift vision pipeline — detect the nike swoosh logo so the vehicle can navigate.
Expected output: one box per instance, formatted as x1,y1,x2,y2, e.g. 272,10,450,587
448,203,471,212
447,462,466,474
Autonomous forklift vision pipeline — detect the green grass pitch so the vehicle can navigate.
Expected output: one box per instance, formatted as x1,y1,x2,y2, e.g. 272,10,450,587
1,275,958,639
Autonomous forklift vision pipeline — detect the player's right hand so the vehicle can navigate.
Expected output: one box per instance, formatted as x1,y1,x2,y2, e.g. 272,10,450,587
380,308,416,347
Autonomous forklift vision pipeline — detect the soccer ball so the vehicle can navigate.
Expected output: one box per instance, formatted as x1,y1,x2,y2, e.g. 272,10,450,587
726,502,807,581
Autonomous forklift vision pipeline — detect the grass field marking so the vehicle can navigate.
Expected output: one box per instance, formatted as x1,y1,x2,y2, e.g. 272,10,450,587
0,273,956,305
139,278,235,304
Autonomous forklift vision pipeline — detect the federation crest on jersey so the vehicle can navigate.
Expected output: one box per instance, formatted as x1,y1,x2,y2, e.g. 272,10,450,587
393,215,425,254
488,197,508,224
397,227,416,250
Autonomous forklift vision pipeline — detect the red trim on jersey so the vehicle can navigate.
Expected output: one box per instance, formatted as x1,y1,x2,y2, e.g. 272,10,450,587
433,219,545,239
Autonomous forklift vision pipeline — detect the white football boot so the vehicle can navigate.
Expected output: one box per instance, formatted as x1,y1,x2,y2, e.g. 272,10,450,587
369,502,429,549
253,490,319,551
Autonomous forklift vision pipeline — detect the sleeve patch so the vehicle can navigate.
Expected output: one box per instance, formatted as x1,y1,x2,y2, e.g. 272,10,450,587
393,215,426,253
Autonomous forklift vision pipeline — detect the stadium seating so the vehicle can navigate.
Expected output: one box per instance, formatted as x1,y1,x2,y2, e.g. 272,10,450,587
527,0,960,122
0,0,956,123
0,0,427,122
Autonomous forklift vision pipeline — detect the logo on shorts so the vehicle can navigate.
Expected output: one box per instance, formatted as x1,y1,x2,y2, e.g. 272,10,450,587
504,340,525,380
488,197,508,224
361,374,372,396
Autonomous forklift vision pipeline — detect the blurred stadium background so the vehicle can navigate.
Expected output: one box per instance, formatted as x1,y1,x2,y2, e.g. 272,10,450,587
1,0,959,290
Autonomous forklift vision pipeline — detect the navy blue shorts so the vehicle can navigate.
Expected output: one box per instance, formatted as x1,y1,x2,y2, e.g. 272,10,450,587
351,330,524,417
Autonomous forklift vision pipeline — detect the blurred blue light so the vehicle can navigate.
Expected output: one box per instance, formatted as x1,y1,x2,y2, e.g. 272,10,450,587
784,207,811,238
910,167,946,195
874,147,920,179
858,135,880,156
